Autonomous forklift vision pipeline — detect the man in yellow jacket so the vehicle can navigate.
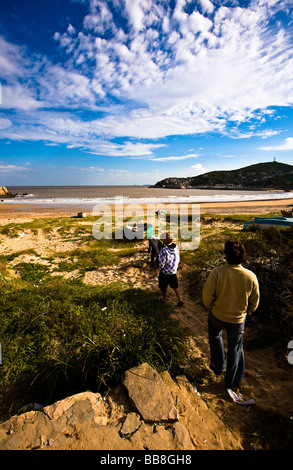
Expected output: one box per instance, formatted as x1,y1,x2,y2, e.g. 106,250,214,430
203,240,259,392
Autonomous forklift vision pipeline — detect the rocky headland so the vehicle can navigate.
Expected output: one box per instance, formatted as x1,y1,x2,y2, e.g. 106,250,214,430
151,162,293,190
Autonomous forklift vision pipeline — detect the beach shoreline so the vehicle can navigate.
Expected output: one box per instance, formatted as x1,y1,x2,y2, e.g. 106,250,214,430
0,197,292,223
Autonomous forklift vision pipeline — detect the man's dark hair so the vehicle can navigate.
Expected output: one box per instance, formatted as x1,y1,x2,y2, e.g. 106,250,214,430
224,240,246,265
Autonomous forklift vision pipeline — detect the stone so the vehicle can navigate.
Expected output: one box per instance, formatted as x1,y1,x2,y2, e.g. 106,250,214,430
0,186,8,196
161,373,241,450
0,364,243,450
42,391,108,425
172,422,195,450
120,412,141,436
0,186,16,198
143,426,176,450
122,363,178,422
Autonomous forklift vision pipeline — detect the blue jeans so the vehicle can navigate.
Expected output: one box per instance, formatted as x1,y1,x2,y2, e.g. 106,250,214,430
208,311,245,390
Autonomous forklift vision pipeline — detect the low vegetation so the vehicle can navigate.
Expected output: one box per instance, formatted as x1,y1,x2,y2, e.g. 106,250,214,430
0,277,195,420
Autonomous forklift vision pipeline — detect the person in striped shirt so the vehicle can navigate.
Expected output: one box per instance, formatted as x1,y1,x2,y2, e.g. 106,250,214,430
158,233,184,306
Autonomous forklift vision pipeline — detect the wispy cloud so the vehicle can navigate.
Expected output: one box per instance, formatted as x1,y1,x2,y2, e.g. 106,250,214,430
260,137,293,150
86,140,166,157
79,166,105,172
0,163,29,172
128,153,199,161
189,163,206,173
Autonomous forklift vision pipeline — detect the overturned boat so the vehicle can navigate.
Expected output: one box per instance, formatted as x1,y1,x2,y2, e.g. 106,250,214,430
243,216,293,231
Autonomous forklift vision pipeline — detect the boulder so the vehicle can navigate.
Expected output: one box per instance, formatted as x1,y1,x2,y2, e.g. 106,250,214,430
122,362,178,422
0,186,16,198
0,186,8,196
0,363,243,450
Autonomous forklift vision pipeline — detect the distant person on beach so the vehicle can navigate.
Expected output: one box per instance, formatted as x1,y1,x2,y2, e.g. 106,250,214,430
203,240,259,392
147,237,160,268
158,233,184,306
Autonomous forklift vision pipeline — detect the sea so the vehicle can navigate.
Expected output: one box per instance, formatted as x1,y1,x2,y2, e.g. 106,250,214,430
2,186,293,210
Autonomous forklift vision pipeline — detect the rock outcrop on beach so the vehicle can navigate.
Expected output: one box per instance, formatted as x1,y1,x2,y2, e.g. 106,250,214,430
0,186,9,196
0,186,16,198
0,363,242,450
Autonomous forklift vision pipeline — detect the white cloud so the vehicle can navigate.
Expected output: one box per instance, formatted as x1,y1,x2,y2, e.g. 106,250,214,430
155,153,199,161
109,168,134,179
1,1,293,152
189,163,206,173
0,37,26,78
260,137,293,150
1,84,42,111
0,117,12,129
199,0,215,14
67,24,76,36
123,0,152,33
178,10,213,35
83,0,115,34
79,166,105,172
86,140,166,157
0,163,28,172
129,153,199,161
39,65,96,108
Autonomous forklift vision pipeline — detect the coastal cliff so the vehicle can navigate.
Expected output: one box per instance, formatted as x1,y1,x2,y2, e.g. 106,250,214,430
151,162,293,190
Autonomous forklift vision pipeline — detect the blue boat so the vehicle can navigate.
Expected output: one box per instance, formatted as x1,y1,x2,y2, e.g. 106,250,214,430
243,217,293,231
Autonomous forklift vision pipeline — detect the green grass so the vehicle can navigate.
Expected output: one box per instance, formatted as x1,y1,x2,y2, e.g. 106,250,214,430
0,276,196,421
0,215,99,238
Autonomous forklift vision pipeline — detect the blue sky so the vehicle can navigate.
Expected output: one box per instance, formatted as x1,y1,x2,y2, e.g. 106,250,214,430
0,0,293,186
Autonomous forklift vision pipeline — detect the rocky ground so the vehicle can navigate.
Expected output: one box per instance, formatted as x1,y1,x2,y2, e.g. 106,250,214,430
0,363,243,450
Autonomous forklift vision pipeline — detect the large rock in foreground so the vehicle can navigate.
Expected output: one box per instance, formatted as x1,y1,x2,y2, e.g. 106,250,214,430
0,363,242,450
122,363,178,422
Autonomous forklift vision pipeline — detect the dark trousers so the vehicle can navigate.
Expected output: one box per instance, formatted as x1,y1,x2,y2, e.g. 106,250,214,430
208,311,245,390
148,239,159,267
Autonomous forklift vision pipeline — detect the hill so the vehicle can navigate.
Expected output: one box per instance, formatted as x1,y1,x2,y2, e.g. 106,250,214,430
151,161,293,190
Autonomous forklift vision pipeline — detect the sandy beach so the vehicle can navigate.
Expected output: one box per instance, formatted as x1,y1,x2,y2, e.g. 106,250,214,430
0,197,293,223
0,196,292,449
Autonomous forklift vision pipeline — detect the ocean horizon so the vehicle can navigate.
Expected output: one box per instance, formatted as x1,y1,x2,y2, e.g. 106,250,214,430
2,185,293,209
